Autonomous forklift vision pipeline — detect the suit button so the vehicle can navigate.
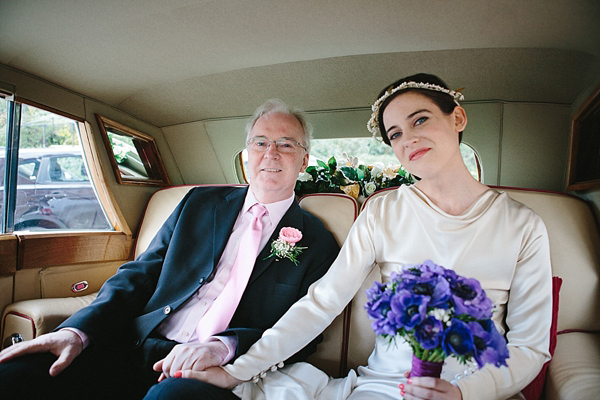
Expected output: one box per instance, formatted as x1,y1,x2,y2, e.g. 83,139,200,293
199,277,206,284
163,305,171,314
134,339,141,346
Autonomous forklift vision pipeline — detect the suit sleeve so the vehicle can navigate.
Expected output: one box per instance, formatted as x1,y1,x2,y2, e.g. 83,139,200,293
56,189,195,347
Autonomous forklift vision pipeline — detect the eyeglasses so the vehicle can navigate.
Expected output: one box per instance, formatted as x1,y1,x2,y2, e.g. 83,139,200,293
246,136,307,153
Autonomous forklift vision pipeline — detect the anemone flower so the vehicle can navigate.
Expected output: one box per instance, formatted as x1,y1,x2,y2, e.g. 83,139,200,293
390,290,429,329
442,319,475,356
451,277,493,319
415,316,444,349
469,320,510,368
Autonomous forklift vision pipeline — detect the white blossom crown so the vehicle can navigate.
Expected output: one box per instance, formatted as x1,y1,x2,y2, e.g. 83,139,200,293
367,81,465,139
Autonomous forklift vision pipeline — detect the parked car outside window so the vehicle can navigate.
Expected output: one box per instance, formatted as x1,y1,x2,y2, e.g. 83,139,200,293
0,146,113,231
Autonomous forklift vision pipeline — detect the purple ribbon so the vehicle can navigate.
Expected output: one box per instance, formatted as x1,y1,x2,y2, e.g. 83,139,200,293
410,354,443,378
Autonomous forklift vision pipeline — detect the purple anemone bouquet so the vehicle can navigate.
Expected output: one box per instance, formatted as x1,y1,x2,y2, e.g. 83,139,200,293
365,260,509,374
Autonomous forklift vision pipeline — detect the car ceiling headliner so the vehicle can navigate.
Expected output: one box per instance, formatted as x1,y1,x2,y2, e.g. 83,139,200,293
1,0,599,127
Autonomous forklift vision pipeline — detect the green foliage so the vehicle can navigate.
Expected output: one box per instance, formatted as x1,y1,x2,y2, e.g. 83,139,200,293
0,99,8,146
108,132,130,163
18,104,80,149
0,102,82,151
310,137,399,166
295,155,414,199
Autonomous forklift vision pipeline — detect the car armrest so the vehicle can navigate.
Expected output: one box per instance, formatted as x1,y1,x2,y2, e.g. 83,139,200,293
2,293,97,348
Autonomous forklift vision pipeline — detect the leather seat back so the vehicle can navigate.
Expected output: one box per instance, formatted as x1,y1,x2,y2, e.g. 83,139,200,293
299,193,359,377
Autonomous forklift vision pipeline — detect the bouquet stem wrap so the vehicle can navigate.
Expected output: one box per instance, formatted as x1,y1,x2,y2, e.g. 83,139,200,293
411,354,443,378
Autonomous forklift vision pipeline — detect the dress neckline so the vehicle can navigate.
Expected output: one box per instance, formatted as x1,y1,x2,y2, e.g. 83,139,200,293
408,185,501,220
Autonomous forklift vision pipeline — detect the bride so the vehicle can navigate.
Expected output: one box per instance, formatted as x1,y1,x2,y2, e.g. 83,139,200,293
180,73,552,400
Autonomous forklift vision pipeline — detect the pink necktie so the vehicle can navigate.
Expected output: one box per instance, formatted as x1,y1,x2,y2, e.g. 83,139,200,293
196,204,267,342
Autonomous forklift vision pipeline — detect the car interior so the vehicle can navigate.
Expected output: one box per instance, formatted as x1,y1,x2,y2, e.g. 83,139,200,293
1,1,599,399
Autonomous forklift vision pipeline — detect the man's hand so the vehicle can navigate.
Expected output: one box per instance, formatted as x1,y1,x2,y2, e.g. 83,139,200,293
177,366,243,389
153,341,229,381
0,330,83,377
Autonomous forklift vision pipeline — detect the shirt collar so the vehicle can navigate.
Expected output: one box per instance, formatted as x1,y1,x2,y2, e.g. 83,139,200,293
242,188,294,227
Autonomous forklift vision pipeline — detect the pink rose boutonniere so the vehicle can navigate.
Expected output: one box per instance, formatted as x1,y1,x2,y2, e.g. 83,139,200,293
266,227,307,265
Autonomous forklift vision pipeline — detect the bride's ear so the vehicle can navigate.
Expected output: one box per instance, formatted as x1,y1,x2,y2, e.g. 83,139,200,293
453,107,467,132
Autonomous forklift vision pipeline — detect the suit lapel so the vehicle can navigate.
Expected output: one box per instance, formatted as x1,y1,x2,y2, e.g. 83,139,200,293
212,187,248,267
248,200,304,284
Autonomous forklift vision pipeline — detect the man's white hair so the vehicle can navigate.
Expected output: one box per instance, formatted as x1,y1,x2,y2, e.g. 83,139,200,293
245,98,312,153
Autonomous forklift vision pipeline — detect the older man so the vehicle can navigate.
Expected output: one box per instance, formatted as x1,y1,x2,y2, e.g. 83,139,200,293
0,99,339,400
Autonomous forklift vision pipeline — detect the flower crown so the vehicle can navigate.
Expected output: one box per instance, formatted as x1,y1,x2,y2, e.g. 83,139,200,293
367,81,465,139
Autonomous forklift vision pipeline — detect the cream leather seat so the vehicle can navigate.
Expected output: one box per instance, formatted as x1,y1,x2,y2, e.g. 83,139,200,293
1,185,360,381
2,185,599,399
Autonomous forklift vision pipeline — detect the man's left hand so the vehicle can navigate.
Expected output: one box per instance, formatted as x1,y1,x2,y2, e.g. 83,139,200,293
153,341,229,381
177,366,243,389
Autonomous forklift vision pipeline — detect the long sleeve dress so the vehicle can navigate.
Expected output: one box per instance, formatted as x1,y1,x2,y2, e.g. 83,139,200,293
227,185,552,400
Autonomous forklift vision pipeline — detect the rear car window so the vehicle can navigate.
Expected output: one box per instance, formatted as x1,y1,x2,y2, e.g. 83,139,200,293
1,100,113,231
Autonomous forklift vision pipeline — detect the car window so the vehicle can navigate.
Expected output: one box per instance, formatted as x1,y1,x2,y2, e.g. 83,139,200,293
460,142,483,182
238,137,483,183
17,159,40,183
0,98,6,218
5,103,114,231
48,156,90,182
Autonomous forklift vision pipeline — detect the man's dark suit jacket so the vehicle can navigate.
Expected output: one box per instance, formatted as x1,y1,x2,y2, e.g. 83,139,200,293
58,186,339,363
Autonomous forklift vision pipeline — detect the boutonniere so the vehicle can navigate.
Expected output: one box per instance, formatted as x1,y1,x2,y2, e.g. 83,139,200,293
265,227,307,265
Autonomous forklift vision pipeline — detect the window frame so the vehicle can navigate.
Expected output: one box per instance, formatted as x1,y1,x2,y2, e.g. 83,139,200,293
1,97,132,271
236,151,249,183
95,114,171,187
460,141,484,183
2,100,21,233
566,84,600,191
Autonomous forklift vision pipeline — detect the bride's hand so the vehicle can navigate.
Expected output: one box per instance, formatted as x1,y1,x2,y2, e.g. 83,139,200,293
176,366,243,389
399,376,462,400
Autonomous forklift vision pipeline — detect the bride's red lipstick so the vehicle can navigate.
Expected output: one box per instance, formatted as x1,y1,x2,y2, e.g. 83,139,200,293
409,148,430,161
